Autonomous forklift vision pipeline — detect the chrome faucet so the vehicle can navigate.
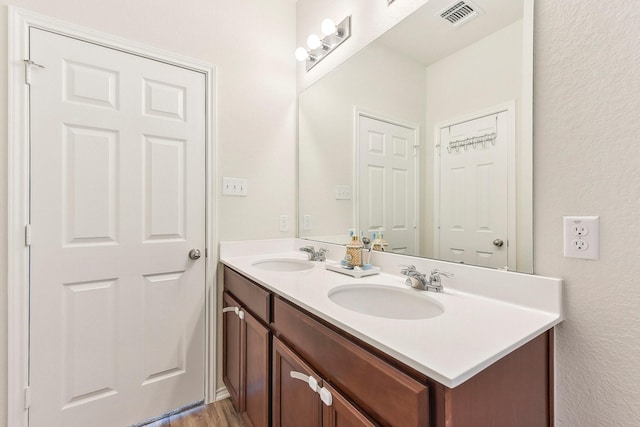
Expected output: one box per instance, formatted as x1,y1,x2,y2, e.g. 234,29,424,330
299,246,327,262
400,265,453,292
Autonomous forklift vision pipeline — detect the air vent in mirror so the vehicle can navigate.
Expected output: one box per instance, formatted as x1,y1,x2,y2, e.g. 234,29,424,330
438,1,483,27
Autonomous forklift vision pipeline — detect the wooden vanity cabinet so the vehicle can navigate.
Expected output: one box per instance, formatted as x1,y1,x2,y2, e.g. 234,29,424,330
272,295,553,427
222,292,243,411
222,266,553,427
223,268,272,427
273,296,429,427
273,337,376,427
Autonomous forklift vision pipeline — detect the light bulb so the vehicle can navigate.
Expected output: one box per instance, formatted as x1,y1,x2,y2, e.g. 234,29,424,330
306,34,321,50
321,18,337,36
295,47,309,62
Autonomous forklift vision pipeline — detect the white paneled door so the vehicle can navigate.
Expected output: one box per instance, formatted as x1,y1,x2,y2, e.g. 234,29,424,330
28,29,206,427
358,116,417,254
438,112,508,268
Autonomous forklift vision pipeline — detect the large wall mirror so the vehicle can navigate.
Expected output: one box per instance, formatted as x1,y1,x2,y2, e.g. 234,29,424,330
298,0,533,273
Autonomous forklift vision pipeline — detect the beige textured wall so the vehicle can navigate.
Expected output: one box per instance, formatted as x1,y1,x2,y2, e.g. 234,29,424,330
534,1,640,424
1,1,296,425
298,0,640,425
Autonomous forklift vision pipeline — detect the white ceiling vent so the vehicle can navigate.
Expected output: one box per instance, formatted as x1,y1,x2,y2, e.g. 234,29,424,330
438,1,483,27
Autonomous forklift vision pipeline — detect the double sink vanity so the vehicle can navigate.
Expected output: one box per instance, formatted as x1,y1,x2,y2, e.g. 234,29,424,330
239,0,547,424
220,238,562,427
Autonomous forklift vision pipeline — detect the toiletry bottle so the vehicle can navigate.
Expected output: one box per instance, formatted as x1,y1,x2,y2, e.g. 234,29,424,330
346,233,364,267
378,231,388,251
372,231,385,252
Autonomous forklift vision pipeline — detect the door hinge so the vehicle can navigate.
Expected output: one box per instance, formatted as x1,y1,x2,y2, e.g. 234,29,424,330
23,59,45,85
413,144,420,157
24,386,31,410
25,224,32,246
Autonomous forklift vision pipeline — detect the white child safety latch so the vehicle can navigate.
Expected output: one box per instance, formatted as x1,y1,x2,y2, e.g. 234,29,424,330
289,371,333,406
289,371,319,392
318,386,333,407
222,306,245,320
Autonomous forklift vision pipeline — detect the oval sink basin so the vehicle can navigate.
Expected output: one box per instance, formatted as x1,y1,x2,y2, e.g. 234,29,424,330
251,258,314,272
328,284,444,320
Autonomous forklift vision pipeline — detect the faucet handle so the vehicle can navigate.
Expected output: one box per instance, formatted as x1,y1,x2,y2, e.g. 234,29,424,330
431,269,453,278
399,264,417,276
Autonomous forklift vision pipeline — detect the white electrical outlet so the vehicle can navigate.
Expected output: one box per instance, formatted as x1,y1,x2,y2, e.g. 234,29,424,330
303,215,312,231
563,216,599,260
279,215,289,232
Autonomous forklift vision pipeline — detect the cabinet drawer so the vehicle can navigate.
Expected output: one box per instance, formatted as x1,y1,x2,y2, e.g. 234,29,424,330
224,266,271,323
274,297,429,427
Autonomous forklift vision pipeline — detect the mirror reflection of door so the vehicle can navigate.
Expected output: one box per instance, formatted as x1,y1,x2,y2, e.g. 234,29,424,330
358,115,418,254
436,109,511,269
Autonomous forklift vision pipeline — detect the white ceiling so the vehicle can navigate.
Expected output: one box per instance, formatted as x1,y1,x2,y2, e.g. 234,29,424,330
377,0,523,66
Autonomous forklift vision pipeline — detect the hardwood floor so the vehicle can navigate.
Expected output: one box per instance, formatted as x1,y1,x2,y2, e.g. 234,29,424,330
145,399,245,427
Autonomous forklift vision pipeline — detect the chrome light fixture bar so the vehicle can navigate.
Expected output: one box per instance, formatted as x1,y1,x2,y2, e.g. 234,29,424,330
295,16,351,72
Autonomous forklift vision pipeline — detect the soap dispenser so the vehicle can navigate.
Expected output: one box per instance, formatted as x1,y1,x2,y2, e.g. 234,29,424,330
345,230,364,267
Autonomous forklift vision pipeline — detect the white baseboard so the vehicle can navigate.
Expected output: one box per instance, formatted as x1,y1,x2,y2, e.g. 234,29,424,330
215,386,230,401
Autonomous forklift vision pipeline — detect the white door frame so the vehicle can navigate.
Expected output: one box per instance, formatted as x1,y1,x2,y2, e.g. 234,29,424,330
354,108,420,254
7,8,218,427
433,101,516,270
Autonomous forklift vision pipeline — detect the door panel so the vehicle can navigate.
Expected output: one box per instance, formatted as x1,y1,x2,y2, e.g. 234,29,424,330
29,28,206,427
61,279,118,408
141,272,188,385
144,136,188,241
63,125,119,245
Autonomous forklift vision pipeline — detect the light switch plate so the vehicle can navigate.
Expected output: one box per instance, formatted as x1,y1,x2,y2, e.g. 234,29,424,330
563,216,599,260
335,185,352,200
222,177,248,196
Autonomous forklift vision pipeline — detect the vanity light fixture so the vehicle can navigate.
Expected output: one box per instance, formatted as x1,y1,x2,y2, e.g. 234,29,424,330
321,18,337,36
295,16,351,71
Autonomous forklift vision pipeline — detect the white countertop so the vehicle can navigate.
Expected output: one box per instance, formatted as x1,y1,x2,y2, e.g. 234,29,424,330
220,239,563,388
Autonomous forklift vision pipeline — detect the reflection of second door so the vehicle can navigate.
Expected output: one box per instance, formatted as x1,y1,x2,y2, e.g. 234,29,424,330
437,110,510,269
358,115,418,254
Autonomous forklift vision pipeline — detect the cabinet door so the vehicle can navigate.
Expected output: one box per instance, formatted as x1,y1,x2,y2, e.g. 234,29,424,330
223,292,244,411
273,337,322,427
242,310,270,427
322,382,378,427
274,297,429,427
